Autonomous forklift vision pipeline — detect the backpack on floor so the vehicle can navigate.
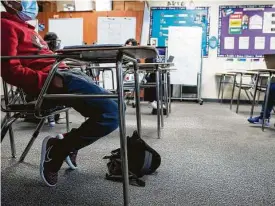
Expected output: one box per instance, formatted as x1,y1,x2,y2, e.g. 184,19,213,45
103,131,161,187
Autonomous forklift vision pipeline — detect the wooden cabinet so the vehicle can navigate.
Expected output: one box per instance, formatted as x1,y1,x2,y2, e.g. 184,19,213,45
113,1,144,11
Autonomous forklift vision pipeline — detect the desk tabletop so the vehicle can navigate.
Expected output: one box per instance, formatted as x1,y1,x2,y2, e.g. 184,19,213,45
1,46,158,63
138,62,174,68
249,68,275,73
215,72,236,76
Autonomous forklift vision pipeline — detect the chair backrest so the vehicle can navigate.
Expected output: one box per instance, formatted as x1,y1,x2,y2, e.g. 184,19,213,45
264,54,275,70
1,79,26,112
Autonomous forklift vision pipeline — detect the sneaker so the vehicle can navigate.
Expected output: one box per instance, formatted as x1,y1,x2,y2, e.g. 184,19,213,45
149,101,166,109
247,116,270,127
48,116,55,127
56,134,78,170
152,108,167,115
65,151,78,170
40,136,60,187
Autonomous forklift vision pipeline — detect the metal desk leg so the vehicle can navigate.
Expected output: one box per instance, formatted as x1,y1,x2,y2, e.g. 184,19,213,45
221,75,225,103
160,71,164,128
116,54,129,206
236,73,243,114
230,74,237,110
250,73,260,118
218,75,223,102
262,73,273,131
257,76,264,105
111,69,115,90
156,68,161,139
168,72,172,113
164,71,169,118
66,110,70,132
134,62,141,136
102,70,105,89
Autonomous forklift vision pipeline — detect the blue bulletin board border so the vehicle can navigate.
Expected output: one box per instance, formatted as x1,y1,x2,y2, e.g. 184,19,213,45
218,5,275,58
149,7,210,57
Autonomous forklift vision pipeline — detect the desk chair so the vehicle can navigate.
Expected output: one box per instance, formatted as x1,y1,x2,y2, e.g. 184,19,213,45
1,80,70,162
230,72,257,113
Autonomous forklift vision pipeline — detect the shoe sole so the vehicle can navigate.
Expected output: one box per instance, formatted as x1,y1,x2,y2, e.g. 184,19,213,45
56,134,78,170
65,156,78,170
248,120,270,127
40,136,56,187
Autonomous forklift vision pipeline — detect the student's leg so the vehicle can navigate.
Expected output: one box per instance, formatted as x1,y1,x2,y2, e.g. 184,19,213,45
260,82,275,118
40,70,118,187
248,82,275,125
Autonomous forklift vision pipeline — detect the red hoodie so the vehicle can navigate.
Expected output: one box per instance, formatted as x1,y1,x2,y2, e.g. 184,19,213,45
1,12,66,95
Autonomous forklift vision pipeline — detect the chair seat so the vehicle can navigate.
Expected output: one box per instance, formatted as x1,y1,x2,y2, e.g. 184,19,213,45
7,101,36,111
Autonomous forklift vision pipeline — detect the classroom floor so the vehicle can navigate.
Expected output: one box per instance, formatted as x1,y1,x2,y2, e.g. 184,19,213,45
1,102,275,206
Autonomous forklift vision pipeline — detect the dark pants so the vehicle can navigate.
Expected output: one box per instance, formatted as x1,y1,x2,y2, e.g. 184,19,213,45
48,69,119,167
261,82,275,118
144,73,157,102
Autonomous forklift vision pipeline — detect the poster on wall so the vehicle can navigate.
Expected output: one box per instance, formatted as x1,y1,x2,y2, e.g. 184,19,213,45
150,7,210,57
218,5,275,57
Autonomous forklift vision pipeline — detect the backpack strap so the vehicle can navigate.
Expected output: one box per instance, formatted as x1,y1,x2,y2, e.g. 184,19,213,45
105,173,145,187
140,150,153,174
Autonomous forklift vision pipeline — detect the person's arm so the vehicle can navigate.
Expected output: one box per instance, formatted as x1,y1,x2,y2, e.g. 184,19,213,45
1,22,48,95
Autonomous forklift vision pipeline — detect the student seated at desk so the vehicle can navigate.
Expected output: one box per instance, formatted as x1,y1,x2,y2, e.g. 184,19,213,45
1,0,118,187
125,38,138,46
24,32,61,127
144,58,167,115
248,82,275,126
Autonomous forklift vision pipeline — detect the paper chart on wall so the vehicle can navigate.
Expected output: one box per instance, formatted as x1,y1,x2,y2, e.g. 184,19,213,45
254,36,265,49
270,37,275,50
224,37,235,49
263,12,275,33
239,37,249,49
249,15,263,30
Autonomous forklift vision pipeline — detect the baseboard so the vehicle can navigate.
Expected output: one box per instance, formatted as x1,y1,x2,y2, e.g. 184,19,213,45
170,98,264,104
203,98,264,104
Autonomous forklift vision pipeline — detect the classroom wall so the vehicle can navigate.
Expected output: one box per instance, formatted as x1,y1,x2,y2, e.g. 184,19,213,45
148,0,274,100
37,11,144,44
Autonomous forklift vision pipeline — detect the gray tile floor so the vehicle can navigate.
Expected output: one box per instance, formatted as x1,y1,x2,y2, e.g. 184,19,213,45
1,102,275,206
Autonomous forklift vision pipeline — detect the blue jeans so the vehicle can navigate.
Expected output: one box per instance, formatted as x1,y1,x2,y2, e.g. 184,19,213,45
49,69,119,158
261,82,275,118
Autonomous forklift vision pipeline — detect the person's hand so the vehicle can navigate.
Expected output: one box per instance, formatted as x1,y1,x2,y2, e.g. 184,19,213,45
52,75,63,88
51,75,64,89
49,75,64,94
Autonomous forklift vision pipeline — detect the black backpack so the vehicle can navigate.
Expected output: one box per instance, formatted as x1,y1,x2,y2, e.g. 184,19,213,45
103,131,161,187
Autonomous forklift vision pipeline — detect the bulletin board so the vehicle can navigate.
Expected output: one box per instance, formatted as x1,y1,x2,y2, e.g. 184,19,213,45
218,5,275,57
149,7,210,57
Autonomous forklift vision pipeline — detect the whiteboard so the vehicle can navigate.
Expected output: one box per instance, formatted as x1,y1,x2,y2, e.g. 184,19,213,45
97,17,136,44
49,18,83,48
168,26,202,85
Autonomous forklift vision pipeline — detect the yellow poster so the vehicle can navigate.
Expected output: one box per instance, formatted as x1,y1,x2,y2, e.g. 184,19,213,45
229,19,242,28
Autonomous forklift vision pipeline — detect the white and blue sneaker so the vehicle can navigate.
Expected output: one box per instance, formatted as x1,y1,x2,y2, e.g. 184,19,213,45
48,116,55,127
247,116,270,127
56,134,78,170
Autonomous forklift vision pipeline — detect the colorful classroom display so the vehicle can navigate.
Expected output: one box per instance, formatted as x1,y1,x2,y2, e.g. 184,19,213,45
150,7,210,57
218,5,275,57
